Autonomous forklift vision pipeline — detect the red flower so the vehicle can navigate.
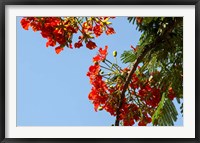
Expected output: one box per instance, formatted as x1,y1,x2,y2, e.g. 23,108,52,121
69,43,73,49
41,29,51,38
106,27,115,35
55,46,64,54
93,24,103,37
138,113,151,126
138,84,161,108
21,17,116,53
82,22,92,33
53,28,64,35
93,55,101,62
123,118,135,126
87,77,108,111
55,34,66,45
87,64,100,77
138,121,147,126
104,102,117,116
93,46,108,62
168,87,176,100
46,38,56,47
68,25,78,33
86,41,97,50
21,18,30,30
168,94,175,100
136,17,143,24
99,46,108,58
74,40,83,48
29,20,42,32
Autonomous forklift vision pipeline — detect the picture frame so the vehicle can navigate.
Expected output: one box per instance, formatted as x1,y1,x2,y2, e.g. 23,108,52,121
0,0,199,143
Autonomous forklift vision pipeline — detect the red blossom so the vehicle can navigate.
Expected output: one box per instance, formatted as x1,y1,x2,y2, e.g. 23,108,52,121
21,18,30,30
138,121,147,126
74,40,83,48
138,84,161,107
138,113,152,126
93,24,103,37
86,41,97,50
55,46,64,54
82,22,93,33
106,27,115,35
168,87,176,100
21,17,115,53
93,46,108,62
136,17,143,24
46,38,56,47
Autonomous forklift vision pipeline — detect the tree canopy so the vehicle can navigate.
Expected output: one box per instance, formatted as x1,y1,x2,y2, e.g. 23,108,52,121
20,17,183,126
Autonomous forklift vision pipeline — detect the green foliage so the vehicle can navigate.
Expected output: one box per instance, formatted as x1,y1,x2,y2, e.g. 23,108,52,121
127,17,135,25
124,17,183,126
180,103,183,116
120,50,136,64
152,93,178,126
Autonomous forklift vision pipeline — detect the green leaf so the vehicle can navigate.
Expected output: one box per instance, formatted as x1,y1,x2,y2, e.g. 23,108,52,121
120,50,136,64
152,92,166,125
152,95,178,126
142,17,153,24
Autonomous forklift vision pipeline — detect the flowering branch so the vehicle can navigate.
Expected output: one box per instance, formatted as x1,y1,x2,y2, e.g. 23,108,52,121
115,19,179,126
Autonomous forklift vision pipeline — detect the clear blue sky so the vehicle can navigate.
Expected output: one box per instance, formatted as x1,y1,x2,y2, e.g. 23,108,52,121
17,17,183,126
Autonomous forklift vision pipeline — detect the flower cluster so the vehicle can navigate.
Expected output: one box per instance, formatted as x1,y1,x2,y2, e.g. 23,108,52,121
119,102,140,126
21,17,115,54
87,46,177,126
87,46,121,115
86,46,109,111
138,85,161,107
86,46,143,126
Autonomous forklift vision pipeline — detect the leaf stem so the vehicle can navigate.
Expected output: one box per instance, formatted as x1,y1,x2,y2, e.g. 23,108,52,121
100,65,115,72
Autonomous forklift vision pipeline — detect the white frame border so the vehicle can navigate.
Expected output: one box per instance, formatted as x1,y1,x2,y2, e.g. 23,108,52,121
5,5,195,138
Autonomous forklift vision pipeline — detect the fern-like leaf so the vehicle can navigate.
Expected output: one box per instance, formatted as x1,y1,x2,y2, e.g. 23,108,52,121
120,50,136,64
152,93,178,126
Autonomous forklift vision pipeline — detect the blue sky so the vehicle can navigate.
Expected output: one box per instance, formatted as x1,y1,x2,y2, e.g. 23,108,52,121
17,17,183,126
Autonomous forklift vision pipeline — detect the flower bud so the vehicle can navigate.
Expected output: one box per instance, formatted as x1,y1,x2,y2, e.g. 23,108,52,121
98,106,103,111
100,71,104,74
148,75,153,82
113,50,117,57
109,85,113,88
94,61,99,65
